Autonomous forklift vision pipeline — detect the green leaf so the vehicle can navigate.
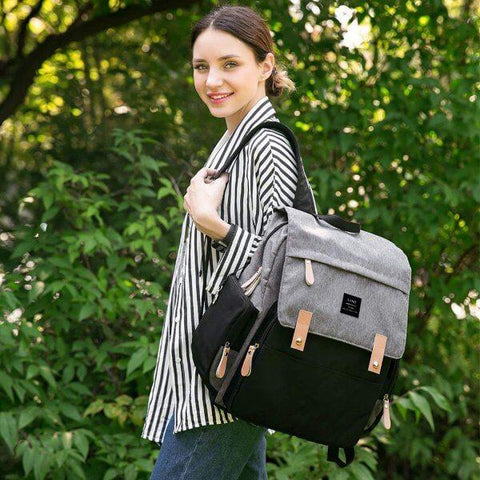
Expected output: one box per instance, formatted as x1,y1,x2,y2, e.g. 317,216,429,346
38,365,57,389
73,432,89,461
0,412,18,454
139,155,160,173
22,447,35,476
33,449,50,480
126,348,148,376
43,190,55,210
349,462,376,480
103,403,123,419
66,458,86,480
78,303,97,321
19,406,40,429
115,395,133,406
0,371,14,402
124,464,137,480
103,468,119,480
42,205,60,222
60,403,83,422
409,391,434,431
26,365,39,380
83,399,104,417
62,363,76,383
418,386,453,413
142,356,157,373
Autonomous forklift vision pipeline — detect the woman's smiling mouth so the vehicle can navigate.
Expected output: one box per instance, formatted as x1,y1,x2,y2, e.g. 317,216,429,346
208,92,234,104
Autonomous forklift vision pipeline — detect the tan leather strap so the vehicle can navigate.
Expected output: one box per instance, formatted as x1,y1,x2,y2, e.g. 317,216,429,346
291,309,313,351
368,333,387,374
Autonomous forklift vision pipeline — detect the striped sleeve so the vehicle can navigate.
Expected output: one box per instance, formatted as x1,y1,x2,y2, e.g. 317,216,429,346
211,223,238,252
205,131,298,296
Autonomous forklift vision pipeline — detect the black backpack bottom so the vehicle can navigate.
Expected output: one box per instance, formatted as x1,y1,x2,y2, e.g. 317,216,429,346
219,303,399,448
192,278,400,467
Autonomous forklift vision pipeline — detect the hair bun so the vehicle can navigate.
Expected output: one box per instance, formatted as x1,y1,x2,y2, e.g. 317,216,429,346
269,65,296,97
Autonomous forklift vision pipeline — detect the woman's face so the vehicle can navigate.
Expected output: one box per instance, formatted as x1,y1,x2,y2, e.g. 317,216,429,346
192,27,274,134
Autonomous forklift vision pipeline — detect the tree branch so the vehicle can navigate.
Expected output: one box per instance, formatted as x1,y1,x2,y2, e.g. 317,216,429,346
16,0,45,58
68,1,95,31
0,0,201,126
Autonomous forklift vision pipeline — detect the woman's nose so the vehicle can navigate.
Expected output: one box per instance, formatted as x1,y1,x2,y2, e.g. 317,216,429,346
205,70,223,88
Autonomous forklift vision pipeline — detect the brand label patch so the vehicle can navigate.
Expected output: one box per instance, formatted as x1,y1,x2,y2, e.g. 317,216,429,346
340,293,361,318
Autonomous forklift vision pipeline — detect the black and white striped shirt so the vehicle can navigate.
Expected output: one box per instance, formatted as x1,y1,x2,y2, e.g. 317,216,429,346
141,95,299,445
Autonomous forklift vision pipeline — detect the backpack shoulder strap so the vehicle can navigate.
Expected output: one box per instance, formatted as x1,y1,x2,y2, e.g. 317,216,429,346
212,121,317,216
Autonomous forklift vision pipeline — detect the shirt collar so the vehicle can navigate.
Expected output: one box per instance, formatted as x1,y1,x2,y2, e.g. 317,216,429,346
216,95,277,164
225,95,276,138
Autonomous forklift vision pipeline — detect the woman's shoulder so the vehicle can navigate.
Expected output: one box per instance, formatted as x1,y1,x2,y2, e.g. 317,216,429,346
247,122,297,168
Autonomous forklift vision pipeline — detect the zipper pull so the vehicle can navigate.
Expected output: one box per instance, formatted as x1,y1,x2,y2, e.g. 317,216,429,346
241,343,259,377
244,275,261,296
241,266,262,290
305,259,314,285
382,394,391,430
215,342,230,379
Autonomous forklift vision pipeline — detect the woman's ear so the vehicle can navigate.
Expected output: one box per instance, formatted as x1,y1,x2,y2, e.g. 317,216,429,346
262,52,275,80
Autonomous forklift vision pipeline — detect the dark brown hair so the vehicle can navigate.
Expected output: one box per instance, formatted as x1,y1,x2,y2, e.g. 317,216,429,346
190,4,295,97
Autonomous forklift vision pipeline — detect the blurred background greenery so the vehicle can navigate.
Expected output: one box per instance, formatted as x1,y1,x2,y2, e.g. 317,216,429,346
0,0,479,479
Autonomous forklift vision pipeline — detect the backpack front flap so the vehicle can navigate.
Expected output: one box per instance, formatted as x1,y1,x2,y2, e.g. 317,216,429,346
277,206,412,360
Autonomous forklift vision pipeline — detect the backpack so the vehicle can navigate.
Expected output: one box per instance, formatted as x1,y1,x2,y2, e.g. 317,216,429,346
191,121,412,467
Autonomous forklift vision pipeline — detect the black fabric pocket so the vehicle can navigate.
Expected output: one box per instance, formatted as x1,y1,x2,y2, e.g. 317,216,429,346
192,274,259,398
224,307,389,447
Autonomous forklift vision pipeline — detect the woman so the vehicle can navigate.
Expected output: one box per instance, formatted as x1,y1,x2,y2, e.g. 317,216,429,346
142,5,302,479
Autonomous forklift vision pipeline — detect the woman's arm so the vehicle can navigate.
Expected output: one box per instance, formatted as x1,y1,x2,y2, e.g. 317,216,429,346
205,130,299,297
198,215,231,241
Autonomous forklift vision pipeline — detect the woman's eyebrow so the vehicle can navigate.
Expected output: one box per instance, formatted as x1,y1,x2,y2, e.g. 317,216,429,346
192,54,241,63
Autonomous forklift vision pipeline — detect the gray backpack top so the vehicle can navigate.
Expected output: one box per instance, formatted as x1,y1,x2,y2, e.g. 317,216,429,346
238,204,411,360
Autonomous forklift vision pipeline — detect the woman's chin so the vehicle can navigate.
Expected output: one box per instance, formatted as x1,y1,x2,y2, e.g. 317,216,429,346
207,106,232,118
204,95,238,115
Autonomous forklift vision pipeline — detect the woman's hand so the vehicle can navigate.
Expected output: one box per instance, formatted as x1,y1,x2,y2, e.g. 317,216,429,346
183,167,230,235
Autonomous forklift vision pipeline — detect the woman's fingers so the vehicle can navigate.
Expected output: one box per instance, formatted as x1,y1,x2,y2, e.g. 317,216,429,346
192,167,218,183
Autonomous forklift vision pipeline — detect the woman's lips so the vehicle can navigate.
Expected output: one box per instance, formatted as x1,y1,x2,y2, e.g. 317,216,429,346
209,93,234,104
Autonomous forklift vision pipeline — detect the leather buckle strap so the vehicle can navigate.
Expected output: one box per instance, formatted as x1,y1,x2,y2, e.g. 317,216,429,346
368,333,388,374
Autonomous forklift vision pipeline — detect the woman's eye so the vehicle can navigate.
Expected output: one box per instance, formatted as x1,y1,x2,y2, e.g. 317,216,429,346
193,62,237,71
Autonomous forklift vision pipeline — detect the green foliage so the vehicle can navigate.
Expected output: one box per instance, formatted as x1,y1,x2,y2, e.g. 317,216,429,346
0,0,479,479
0,130,182,479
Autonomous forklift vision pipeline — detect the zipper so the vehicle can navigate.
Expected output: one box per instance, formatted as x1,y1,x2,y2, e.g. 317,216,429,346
304,258,315,285
382,394,391,429
240,343,259,376
241,266,262,291
367,359,399,432
244,272,262,296
224,304,279,404
381,359,400,430
215,342,231,379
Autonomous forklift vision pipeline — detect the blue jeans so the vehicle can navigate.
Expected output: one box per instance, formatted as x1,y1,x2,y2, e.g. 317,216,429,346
150,413,268,480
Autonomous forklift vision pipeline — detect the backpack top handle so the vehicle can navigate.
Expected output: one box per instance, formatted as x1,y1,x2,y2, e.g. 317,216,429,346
212,121,361,234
